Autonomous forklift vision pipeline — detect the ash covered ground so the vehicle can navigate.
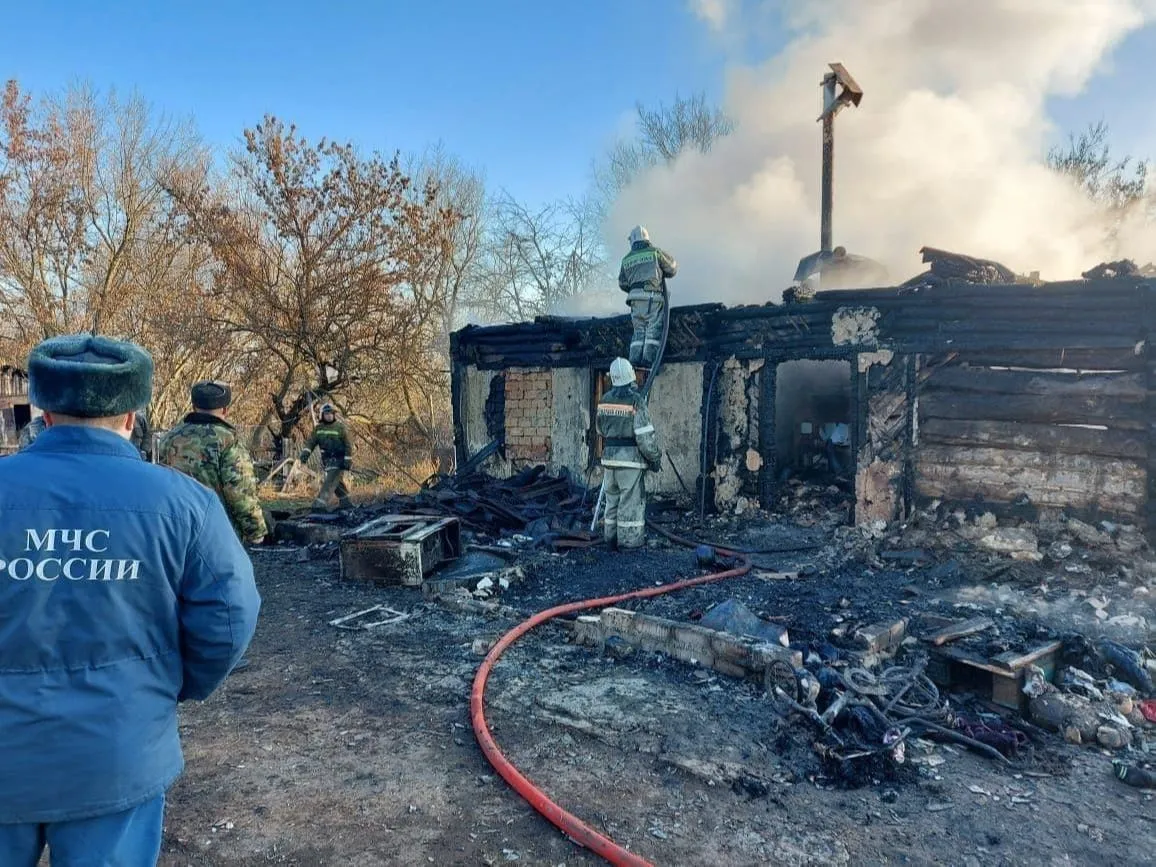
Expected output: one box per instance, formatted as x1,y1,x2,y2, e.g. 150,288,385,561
160,492,1156,866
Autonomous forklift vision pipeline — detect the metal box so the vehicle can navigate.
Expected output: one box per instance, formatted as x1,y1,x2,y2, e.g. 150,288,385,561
339,515,462,586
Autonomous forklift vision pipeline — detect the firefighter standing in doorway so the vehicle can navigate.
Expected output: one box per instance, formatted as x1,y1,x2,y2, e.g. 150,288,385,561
596,357,663,550
298,403,354,511
618,225,677,384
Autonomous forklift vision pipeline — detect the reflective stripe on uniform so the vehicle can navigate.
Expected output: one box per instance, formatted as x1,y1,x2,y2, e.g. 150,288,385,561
633,424,654,435
601,459,646,469
616,520,645,528
598,403,635,417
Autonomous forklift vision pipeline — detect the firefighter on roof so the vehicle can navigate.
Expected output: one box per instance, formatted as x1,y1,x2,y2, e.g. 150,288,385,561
618,225,677,383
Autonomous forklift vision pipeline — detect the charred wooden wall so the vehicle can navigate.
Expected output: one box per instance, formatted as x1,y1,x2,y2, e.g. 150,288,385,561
452,278,1156,531
0,365,31,450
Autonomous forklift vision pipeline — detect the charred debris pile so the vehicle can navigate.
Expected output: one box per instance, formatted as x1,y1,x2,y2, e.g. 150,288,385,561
272,463,1156,792
274,464,601,556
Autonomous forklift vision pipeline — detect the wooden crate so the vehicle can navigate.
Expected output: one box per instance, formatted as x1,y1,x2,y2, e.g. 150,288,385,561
339,515,462,586
928,640,1062,711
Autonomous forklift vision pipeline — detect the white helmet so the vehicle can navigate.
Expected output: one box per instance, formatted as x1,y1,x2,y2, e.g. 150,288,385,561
609,357,635,387
628,225,650,244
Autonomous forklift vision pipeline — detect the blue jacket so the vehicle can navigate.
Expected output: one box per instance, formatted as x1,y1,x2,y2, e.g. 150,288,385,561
0,425,260,823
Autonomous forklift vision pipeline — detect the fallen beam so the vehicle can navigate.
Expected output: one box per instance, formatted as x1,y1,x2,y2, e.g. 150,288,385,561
926,617,995,647
573,607,801,681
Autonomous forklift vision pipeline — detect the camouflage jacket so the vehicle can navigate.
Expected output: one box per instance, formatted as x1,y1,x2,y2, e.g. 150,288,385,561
158,412,268,543
299,420,353,469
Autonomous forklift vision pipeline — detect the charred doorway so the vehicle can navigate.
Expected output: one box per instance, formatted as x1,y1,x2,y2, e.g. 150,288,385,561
770,358,854,515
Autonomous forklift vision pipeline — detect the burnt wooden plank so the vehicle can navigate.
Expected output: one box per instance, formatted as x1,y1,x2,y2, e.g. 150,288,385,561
758,357,777,508
884,319,1144,340
993,641,1064,672
919,418,1147,460
919,391,1146,430
950,347,1145,371
927,617,996,646
923,367,1145,399
698,361,723,513
917,447,1145,513
903,355,917,517
891,333,1144,354
916,476,1142,516
880,304,1145,326
450,353,467,471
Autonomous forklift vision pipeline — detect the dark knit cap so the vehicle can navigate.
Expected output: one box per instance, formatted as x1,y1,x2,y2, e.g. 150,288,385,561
190,380,232,410
27,334,153,418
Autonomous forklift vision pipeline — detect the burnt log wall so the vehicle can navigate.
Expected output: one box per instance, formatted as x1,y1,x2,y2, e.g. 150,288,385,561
453,278,1155,529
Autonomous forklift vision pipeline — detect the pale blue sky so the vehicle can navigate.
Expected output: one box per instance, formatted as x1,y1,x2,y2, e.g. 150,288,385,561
2,1,1153,206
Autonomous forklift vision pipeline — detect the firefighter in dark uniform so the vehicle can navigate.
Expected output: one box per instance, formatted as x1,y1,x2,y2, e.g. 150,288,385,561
298,403,354,511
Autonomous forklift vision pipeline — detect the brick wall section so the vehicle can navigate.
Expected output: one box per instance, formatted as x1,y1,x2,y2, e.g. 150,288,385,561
504,368,553,463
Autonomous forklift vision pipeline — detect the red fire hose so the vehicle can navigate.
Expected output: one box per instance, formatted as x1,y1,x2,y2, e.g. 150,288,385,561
470,530,751,867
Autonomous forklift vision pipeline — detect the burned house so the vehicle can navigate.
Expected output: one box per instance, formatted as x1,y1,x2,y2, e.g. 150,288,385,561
451,275,1155,535
0,364,31,450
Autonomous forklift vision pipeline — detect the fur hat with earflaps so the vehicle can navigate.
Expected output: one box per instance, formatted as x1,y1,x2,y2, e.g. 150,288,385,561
27,334,154,418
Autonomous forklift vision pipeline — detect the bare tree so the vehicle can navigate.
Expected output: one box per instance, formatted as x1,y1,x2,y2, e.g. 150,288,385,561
169,115,459,454
400,144,488,455
0,81,97,350
1048,121,1148,215
0,80,224,424
406,143,487,340
470,193,603,322
596,91,734,202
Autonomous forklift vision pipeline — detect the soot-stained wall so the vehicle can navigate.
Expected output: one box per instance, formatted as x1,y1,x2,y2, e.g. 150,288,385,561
453,278,1156,536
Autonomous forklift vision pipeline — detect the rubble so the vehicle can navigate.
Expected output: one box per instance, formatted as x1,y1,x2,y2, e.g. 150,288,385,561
1080,259,1156,280
698,598,789,647
977,527,1042,561
268,468,1156,801
906,246,1018,286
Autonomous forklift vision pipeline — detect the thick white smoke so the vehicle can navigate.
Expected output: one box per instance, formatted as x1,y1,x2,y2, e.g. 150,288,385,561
606,0,1156,306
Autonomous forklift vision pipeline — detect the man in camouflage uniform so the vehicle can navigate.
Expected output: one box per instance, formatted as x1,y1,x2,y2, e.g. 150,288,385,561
157,381,268,545
596,358,662,550
298,403,354,511
618,225,677,383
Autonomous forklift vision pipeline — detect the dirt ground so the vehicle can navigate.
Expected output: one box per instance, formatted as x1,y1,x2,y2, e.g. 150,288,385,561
160,535,1156,866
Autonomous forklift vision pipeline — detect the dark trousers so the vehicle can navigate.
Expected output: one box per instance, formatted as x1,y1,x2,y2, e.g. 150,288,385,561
0,794,165,867
315,466,352,509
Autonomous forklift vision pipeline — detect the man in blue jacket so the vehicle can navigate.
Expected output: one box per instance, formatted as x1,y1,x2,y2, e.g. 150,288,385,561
0,335,261,866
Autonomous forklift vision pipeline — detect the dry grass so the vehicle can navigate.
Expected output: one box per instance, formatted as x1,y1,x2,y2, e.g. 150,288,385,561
260,456,439,513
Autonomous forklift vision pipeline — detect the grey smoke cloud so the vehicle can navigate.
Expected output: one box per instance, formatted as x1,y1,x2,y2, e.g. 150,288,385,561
606,0,1156,307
